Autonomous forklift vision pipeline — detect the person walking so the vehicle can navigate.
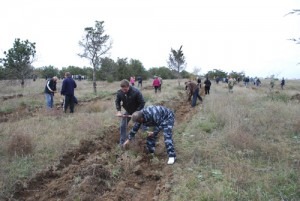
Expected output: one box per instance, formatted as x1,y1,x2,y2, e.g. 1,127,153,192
152,76,160,93
61,72,77,113
270,76,275,89
158,77,163,92
130,76,135,86
280,77,285,90
228,76,235,93
204,77,211,95
137,76,143,88
115,79,145,145
44,76,58,109
123,105,177,165
197,77,201,88
185,81,202,107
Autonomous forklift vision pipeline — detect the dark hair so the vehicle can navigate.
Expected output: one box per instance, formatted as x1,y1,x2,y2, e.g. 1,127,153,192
132,111,143,122
120,79,130,87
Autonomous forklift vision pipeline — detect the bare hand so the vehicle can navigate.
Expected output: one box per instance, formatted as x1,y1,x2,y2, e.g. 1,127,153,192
123,139,130,149
147,131,154,137
116,111,122,117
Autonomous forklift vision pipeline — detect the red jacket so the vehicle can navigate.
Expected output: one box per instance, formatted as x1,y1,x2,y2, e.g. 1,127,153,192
152,78,160,87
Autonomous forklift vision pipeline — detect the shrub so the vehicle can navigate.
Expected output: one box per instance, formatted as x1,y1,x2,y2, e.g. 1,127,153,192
7,133,33,157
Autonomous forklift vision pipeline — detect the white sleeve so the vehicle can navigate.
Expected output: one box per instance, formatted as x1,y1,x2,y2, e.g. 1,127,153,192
46,80,52,91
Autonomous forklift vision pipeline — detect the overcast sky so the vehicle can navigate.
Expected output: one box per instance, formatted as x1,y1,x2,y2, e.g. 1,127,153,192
1,0,300,79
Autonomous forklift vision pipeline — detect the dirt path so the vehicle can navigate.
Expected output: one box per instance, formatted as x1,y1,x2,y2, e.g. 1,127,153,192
9,92,197,201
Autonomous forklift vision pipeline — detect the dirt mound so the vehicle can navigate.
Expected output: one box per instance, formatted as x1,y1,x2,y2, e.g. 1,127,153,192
291,93,300,102
9,95,196,201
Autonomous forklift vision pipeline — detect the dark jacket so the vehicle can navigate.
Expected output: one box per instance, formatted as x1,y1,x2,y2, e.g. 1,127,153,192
115,86,145,115
204,79,211,88
61,77,77,96
44,78,57,94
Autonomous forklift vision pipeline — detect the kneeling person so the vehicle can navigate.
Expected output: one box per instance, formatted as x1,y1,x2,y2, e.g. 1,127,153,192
123,105,176,165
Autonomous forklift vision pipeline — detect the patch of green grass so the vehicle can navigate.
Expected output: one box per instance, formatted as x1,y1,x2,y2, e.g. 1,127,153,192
198,121,218,133
3,156,34,193
270,170,300,200
0,106,14,113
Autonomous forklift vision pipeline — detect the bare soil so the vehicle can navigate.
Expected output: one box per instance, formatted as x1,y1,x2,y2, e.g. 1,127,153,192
4,91,197,201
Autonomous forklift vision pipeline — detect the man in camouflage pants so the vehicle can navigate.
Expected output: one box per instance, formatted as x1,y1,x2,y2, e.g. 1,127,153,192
123,105,176,165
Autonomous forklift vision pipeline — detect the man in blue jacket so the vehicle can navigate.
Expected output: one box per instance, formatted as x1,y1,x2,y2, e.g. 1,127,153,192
123,105,176,165
61,72,77,113
115,79,145,145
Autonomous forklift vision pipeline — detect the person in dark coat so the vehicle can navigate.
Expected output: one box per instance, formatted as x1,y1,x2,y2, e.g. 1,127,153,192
61,72,77,113
204,77,212,95
197,77,201,88
115,79,145,145
281,78,285,90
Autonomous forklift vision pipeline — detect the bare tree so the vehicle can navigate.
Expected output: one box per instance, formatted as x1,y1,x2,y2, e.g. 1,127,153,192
168,45,186,86
193,66,201,77
78,21,112,93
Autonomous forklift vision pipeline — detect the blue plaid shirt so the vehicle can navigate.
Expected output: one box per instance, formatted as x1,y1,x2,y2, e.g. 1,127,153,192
128,105,175,140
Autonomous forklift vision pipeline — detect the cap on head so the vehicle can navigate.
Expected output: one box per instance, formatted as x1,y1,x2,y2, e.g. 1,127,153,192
131,111,143,122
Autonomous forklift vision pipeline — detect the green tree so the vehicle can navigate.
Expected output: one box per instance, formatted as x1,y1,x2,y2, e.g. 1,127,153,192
229,71,245,80
98,57,117,81
128,59,147,80
39,65,59,79
0,65,5,80
180,70,192,79
1,38,36,87
148,66,175,79
78,20,112,93
116,58,130,81
60,66,88,79
206,69,227,79
168,45,186,86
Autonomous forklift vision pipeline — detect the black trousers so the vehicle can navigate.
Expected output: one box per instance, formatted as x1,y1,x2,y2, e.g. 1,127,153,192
64,95,75,113
205,86,210,94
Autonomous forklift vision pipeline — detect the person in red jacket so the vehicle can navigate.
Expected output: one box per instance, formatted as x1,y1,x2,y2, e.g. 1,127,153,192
152,76,161,93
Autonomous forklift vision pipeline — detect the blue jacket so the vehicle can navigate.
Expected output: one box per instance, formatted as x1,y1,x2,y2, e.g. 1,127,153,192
61,77,77,96
115,86,145,115
128,105,175,140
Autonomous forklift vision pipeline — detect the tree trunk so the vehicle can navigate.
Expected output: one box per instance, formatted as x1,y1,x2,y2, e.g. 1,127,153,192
93,69,97,94
177,69,181,86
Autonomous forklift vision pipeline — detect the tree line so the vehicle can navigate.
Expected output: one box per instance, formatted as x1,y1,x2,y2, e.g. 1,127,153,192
0,20,246,89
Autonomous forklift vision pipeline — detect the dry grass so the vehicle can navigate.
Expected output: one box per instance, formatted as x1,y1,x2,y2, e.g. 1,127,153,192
0,78,300,200
172,79,300,201
7,133,33,157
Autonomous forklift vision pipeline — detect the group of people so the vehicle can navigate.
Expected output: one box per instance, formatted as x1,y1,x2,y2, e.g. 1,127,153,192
44,72,77,113
44,75,206,166
130,76,143,88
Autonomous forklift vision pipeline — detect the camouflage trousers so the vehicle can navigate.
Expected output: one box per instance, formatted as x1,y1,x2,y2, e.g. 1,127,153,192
146,119,176,158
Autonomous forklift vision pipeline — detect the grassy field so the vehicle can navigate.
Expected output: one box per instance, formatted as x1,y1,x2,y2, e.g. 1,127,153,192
0,78,299,200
